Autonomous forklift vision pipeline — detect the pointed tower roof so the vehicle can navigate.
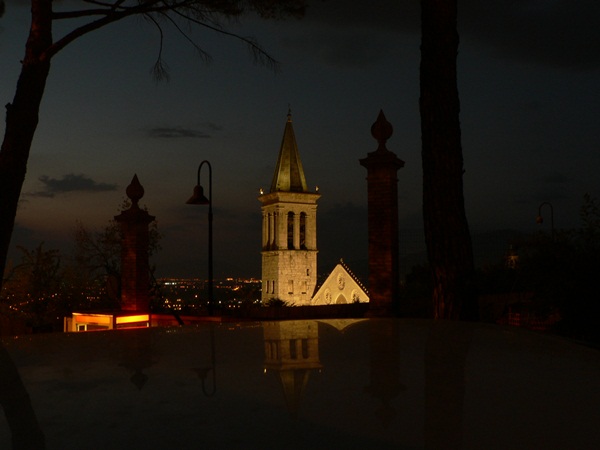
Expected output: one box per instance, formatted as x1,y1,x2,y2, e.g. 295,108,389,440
270,110,309,193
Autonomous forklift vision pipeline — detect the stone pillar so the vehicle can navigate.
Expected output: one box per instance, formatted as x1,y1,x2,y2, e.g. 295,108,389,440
359,111,405,316
276,209,285,249
268,213,274,249
293,213,300,249
262,213,267,249
114,175,155,312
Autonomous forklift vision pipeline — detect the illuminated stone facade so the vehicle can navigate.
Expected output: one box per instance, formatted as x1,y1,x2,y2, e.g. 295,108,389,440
259,112,320,305
312,260,369,305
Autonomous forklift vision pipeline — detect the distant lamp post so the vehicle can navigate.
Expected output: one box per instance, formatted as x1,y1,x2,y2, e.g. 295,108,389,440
187,160,213,315
536,201,555,239
505,244,519,269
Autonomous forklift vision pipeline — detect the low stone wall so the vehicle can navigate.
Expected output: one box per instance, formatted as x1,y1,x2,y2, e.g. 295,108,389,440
230,303,370,320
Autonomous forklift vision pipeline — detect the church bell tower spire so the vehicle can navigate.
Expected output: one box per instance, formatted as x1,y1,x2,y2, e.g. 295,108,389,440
270,109,309,193
258,111,320,305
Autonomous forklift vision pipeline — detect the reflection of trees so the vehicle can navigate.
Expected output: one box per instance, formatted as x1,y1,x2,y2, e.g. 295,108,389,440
262,321,322,419
364,320,405,428
0,341,46,449
424,321,473,450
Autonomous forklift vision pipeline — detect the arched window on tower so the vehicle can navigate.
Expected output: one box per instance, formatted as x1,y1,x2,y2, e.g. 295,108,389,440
300,212,307,249
287,212,294,249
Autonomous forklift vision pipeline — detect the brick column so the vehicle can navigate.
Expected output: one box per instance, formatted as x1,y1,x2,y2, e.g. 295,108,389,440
359,111,405,316
114,175,155,312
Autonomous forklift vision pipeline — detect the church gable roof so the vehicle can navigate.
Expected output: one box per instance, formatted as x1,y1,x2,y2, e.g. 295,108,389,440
270,111,308,193
311,260,369,305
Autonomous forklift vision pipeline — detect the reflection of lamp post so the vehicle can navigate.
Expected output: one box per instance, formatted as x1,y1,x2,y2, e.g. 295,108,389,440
187,160,213,315
536,201,555,240
194,324,216,396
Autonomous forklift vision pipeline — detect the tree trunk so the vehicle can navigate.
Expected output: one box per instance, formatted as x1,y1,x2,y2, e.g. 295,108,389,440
0,342,46,449
419,0,478,320
0,0,52,291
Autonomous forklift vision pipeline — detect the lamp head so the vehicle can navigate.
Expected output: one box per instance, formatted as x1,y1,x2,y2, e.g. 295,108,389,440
536,215,544,225
186,185,210,205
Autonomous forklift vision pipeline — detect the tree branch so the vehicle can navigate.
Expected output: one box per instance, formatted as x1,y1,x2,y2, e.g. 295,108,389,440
170,7,280,70
155,10,212,62
48,0,280,70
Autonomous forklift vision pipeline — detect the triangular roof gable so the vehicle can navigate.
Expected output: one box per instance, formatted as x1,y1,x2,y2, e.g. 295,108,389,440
311,261,369,305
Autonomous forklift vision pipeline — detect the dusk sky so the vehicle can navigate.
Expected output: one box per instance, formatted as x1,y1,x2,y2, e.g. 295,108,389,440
1,1,599,279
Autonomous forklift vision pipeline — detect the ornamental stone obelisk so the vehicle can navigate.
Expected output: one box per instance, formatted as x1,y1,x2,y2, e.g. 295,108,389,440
114,174,155,312
359,111,405,316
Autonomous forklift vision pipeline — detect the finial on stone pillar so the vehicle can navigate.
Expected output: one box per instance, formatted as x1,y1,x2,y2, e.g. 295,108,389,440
371,110,393,151
115,174,155,312
126,174,144,209
360,110,404,316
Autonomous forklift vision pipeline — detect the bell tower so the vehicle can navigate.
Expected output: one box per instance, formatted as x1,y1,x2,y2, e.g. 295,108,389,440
259,111,320,305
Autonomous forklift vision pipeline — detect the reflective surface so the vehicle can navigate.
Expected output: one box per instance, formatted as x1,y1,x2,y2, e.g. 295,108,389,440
1,319,599,449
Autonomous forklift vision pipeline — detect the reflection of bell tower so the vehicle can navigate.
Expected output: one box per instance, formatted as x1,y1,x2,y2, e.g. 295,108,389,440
258,111,320,305
263,321,322,418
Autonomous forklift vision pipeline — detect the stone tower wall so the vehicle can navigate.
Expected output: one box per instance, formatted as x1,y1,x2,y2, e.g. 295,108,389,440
259,192,320,305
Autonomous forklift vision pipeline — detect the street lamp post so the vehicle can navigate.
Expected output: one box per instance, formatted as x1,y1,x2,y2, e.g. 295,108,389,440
187,160,213,315
536,201,555,240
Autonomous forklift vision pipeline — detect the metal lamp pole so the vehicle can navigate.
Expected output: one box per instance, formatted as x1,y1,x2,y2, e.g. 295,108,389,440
536,201,555,240
187,160,213,315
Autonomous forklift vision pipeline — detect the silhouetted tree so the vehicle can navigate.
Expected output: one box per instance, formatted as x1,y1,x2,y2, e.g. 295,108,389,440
1,242,63,330
73,203,162,307
420,0,477,320
0,210,163,328
74,221,121,287
519,194,600,342
0,0,307,293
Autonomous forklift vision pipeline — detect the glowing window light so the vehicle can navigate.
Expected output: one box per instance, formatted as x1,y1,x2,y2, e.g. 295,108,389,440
115,314,150,325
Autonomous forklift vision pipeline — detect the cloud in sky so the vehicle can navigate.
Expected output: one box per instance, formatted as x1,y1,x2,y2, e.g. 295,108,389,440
27,174,118,198
147,123,221,139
